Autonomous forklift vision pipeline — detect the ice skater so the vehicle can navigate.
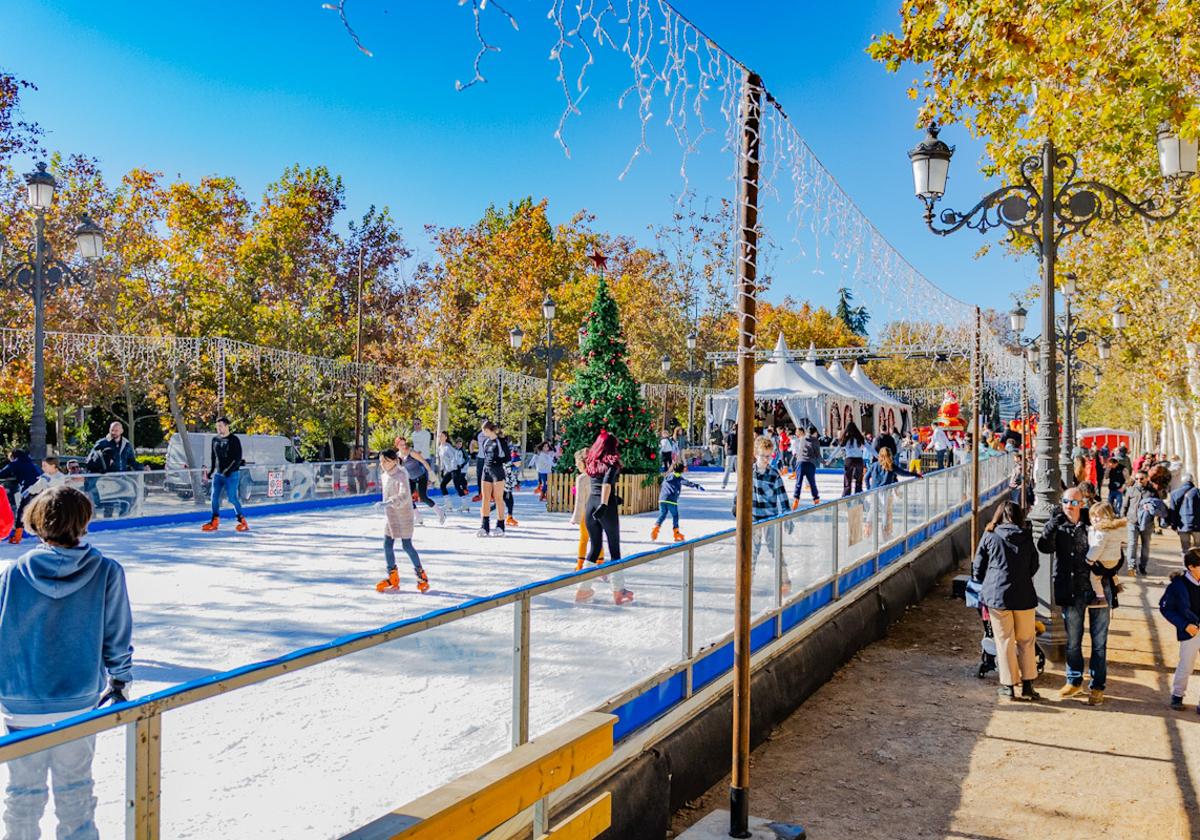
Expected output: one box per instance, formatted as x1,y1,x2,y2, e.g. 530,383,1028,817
751,435,792,596
437,430,469,512
376,448,430,593
477,422,510,537
530,441,556,501
576,430,634,605
0,485,132,840
569,448,603,569
201,417,249,532
503,438,521,528
791,425,823,509
651,459,705,542
395,436,446,526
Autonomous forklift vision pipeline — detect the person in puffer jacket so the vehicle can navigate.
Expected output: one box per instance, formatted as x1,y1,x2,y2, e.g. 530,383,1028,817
0,484,133,840
1160,549,1200,711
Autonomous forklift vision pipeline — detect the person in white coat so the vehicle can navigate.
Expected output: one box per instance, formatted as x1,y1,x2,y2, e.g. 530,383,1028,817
376,448,430,594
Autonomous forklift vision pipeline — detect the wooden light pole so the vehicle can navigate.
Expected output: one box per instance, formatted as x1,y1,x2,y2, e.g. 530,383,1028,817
730,71,762,840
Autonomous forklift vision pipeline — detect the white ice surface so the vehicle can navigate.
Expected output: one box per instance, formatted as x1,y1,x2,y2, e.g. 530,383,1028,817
0,469,856,839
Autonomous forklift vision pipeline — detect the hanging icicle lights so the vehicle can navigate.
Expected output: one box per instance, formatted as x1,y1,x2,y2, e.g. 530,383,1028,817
440,0,1036,399
0,328,566,398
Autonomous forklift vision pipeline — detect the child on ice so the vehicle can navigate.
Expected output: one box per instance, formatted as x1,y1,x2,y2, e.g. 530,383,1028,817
376,448,430,593
651,460,705,542
531,442,556,501
0,484,133,839
750,435,793,596
503,440,521,528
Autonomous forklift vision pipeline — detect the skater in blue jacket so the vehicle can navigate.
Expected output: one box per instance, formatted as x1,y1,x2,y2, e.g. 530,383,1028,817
650,460,705,542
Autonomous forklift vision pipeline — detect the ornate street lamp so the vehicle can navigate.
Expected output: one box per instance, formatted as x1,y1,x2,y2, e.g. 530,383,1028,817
511,301,566,441
1009,303,1028,333
1,163,105,458
1157,123,1199,179
910,122,1188,658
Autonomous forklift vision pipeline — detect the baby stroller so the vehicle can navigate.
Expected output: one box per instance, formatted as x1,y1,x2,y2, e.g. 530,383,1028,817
976,604,1047,679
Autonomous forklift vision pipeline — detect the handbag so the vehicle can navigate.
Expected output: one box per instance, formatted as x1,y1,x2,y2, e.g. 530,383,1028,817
964,578,983,610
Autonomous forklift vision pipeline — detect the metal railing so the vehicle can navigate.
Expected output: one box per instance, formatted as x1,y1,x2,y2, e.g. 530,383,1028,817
3,460,384,525
0,456,1012,839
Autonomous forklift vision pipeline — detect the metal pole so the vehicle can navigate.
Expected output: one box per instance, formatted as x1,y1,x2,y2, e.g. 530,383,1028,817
545,322,554,441
1029,139,1065,660
730,71,762,840
30,212,47,460
1020,365,1028,510
354,244,364,449
688,349,695,445
971,306,981,552
1059,296,1074,487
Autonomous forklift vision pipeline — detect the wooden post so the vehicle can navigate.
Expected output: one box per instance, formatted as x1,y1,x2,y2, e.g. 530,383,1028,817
971,306,981,552
730,71,762,840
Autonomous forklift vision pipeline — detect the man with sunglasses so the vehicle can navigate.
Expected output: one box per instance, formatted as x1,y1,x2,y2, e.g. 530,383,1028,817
1038,486,1114,705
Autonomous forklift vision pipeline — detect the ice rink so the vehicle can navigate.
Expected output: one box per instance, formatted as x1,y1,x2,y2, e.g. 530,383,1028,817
0,468,849,839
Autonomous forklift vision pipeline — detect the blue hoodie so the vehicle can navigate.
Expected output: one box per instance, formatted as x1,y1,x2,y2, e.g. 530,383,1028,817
0,543,133,716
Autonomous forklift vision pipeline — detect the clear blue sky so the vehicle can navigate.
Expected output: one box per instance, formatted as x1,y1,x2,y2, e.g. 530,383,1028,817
3,0,1036,326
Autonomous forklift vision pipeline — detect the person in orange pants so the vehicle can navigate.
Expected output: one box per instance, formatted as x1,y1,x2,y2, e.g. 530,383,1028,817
569,449,602,569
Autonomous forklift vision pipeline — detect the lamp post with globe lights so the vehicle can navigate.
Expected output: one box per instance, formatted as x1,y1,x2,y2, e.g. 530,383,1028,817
913,123,1191,656
509,295,567,442
0,163,106,459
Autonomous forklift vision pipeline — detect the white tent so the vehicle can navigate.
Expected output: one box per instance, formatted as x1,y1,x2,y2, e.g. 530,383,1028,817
707,335,833,433
850,362,912,435
800,344,864,438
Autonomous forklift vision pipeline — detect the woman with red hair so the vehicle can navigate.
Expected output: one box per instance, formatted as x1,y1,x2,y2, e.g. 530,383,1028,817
576,430,634,605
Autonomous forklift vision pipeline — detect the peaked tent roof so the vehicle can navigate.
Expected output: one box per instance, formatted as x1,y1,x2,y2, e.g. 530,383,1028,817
849,362,907,409
800,343,864,404
825,360,884,403
757,334,831,396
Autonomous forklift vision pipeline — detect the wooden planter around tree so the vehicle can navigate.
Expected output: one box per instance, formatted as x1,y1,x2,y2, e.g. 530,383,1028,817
545,472,662,515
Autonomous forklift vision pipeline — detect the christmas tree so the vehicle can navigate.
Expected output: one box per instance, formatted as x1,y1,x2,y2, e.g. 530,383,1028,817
556,269,659,473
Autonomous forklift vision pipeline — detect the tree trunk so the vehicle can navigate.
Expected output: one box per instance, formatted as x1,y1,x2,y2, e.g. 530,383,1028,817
167,375,204,505
54,405,66,455
122,373,137,450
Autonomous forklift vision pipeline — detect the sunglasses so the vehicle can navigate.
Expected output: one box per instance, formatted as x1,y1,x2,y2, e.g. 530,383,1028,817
1061,499,1083,508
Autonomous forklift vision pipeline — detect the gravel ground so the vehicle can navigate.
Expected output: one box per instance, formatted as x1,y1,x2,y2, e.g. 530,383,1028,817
670,533,1200,840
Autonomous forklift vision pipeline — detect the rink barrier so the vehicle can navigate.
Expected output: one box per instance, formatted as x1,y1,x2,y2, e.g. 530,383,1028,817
72,458,541,533
0,455,1012,839
342,712,614,840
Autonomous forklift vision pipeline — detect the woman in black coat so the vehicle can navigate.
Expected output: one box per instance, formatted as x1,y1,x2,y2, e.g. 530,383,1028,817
972,501,1042,701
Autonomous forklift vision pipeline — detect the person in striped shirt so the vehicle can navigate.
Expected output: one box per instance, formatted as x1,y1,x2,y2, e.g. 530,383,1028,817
750,435,792,595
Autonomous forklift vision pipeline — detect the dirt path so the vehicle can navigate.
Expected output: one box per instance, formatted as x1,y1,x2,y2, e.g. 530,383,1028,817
670,532,1200,840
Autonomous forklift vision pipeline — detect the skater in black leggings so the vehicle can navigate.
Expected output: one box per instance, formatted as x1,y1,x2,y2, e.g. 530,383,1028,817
576,430,633,605
395,437,445,526
477,421,509,536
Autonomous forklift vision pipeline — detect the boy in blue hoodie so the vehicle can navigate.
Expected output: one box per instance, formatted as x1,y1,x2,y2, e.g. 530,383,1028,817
0,484,133,839
1161,548,1200,711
